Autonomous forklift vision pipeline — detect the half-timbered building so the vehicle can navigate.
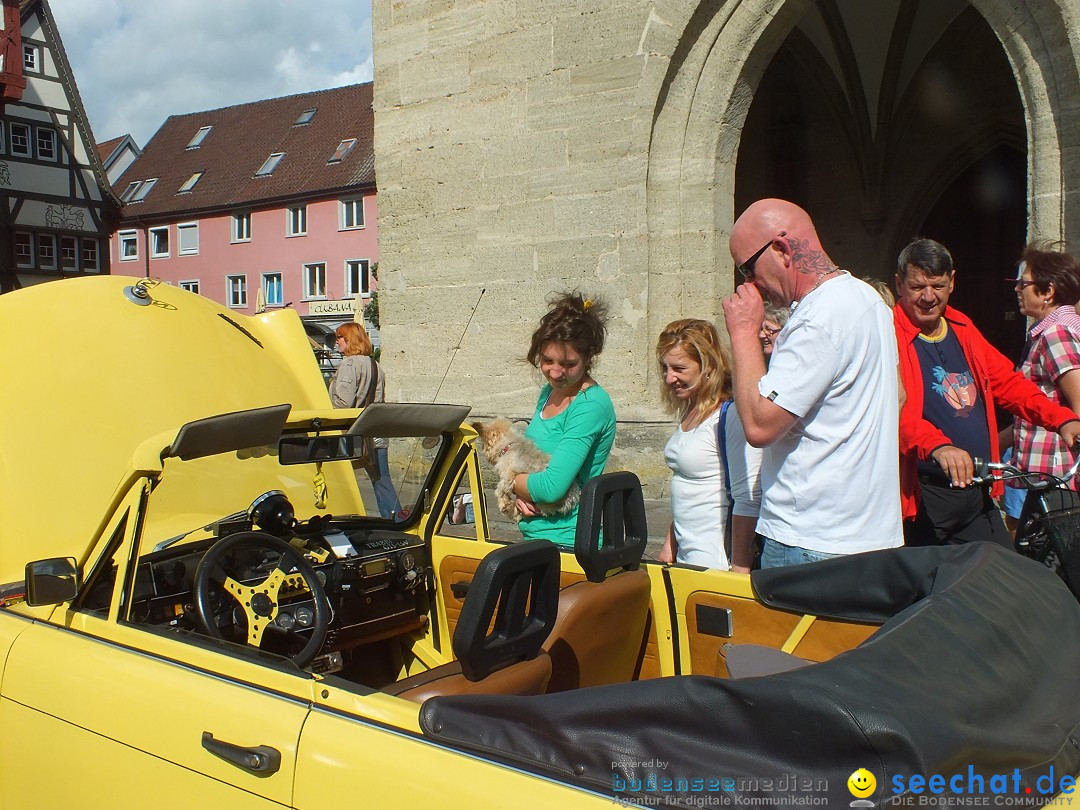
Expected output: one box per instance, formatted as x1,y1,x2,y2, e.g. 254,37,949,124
0,0,117,293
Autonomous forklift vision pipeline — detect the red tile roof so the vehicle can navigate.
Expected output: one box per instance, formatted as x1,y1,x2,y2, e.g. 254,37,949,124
96,135,125,161
115,83,375,222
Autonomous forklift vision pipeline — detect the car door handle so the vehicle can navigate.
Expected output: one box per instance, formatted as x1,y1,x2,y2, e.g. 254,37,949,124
201,731,281,775
450,580,470,600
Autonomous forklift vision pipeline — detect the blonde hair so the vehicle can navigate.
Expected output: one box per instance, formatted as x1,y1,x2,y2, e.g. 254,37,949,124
656,319,732,426
861,276,896,308
335,321,373,357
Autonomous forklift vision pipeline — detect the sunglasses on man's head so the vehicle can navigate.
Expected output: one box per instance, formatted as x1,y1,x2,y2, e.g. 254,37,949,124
737,231,786,280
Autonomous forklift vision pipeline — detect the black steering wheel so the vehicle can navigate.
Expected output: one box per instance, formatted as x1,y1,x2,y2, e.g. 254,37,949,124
192,531,329,668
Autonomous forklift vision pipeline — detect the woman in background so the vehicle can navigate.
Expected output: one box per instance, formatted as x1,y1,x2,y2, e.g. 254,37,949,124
513,293,617,547
1009,243,1080,527
656,319,762,571
759,304,789,357
329,322,403,519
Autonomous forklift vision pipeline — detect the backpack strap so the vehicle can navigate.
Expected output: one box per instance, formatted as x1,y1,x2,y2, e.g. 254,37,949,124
716,399,734,559
353,356,380,408
716,399,733,505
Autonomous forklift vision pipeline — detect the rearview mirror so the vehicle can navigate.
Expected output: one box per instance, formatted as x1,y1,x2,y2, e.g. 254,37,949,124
279,435,366,465
26,557,79,606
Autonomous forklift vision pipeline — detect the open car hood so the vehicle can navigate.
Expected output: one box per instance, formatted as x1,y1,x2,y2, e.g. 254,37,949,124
0,277,331,581
421,544,1080,808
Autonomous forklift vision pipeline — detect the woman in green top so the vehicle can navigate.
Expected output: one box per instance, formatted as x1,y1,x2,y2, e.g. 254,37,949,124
513,292,617,546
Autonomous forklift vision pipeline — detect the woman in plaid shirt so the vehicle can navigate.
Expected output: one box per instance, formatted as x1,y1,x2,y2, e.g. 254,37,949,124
1010,243,1080,524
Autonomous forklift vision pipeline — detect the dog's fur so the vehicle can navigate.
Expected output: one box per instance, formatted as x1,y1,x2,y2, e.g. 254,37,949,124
472,418,581,522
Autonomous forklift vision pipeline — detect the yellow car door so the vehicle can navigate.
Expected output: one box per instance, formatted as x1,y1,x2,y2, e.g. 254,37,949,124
0,486,315,808
0,619,312,808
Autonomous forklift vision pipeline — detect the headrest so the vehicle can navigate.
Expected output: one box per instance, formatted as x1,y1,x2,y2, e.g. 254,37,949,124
574,472,648,583
452,540,560,681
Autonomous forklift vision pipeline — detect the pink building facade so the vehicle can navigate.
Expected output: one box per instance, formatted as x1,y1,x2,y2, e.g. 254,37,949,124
106,84,378,322
109,192,378,317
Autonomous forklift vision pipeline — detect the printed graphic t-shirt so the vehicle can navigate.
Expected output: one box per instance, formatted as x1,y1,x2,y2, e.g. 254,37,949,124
915,323,990,476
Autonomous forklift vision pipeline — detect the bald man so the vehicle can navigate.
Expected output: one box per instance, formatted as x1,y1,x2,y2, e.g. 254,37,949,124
722,199,902,566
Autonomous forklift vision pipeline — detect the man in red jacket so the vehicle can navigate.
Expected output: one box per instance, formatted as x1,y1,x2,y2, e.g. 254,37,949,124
895,238,1080,546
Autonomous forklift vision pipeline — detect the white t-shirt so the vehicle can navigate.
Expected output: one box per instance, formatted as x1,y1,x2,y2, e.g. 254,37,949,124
665,404,763,569
756,273,903,553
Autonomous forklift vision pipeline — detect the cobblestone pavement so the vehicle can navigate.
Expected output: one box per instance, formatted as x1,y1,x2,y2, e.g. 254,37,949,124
481,488,670,562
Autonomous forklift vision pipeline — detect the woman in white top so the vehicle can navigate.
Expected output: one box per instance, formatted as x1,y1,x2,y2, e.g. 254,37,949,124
656,319,763,572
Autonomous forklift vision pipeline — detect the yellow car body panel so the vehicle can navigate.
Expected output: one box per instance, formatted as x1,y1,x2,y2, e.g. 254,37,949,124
0,276,332,584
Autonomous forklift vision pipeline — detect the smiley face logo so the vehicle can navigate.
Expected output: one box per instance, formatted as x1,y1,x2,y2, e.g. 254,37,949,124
848,769,876,798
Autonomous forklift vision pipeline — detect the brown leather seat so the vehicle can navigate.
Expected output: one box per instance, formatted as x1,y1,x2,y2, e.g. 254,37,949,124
541,472,651,692
385,655,552,702
386,539,559,703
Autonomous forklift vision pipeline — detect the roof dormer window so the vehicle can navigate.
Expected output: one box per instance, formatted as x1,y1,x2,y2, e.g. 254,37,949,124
120,181,141,202
130,178,157,202
186,126,212,149
294,108,317,125
255,153,285,177
328,138,357,164
178,172,203,193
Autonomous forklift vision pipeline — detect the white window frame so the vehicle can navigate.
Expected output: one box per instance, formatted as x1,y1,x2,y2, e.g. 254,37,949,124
81,238,99,272
120,181,142,202
287,205,307,237
22,44,38,73
36,233,55,270
344,258,370,298
232,212,251,243
263,272,284,307
179,280,200,294
59,235,77,272
339,198,365,230
14,231,32,267
302,262,327,300
118,230,138,261
226,275,247,308
177,222,199,255
9,123,29,157
149,226,170,258
36,127,56,161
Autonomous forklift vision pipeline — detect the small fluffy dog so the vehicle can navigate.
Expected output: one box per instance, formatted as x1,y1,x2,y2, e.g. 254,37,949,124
472,418,581,522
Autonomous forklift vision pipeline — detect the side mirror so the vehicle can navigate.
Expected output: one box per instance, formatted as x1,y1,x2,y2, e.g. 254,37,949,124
25,557,79,606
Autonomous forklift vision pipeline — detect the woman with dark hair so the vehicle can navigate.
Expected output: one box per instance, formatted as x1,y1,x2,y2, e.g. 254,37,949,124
656,319,762,571
1009,242,1080,519
329,321,402,519
512,292,616,546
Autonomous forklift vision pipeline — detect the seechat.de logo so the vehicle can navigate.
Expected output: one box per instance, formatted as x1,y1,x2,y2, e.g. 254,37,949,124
849,768,877,807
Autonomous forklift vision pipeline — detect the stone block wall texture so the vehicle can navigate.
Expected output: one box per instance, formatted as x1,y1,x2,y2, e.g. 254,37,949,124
373,0,1080,495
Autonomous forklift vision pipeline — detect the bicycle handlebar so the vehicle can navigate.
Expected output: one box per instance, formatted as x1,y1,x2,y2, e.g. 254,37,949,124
971,451,1080,490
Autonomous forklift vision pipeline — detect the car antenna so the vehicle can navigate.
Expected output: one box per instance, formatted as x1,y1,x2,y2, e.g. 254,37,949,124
430,287,485,403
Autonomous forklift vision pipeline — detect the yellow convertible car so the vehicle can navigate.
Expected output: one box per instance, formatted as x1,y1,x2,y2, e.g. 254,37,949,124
0,277,1077,809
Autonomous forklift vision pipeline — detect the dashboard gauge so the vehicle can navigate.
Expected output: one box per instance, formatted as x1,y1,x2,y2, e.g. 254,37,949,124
400,552,417,572
277,612,296,630
316,569,327,586
295,605,314,627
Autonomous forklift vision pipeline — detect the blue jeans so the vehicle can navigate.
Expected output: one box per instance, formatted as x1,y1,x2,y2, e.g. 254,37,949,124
367,446,402,519
759,537,841,568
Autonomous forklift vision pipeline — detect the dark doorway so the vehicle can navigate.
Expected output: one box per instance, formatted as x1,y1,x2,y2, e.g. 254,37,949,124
915,144,1028,364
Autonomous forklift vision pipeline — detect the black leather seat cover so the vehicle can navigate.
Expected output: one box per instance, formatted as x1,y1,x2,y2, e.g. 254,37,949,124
420,544,1080,807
